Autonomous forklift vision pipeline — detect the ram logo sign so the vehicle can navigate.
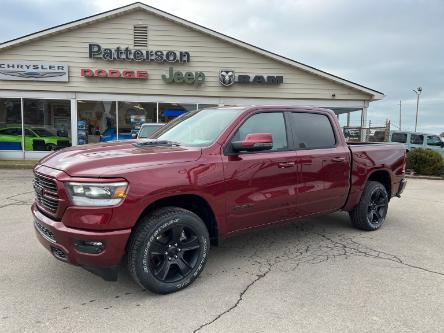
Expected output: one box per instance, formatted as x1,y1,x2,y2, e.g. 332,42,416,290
0,61,69,82
219,69,235,86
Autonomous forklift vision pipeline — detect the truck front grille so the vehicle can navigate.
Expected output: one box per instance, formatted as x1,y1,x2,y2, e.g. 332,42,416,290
33,174,59,213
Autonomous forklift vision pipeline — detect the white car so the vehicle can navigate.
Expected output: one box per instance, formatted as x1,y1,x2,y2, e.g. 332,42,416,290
136,123,165,139
390,131,444,156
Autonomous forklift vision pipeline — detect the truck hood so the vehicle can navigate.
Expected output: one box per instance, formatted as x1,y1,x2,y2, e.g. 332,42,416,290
38,141,202,177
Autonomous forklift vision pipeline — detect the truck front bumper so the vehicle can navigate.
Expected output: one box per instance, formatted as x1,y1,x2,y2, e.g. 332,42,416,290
32,203,131,280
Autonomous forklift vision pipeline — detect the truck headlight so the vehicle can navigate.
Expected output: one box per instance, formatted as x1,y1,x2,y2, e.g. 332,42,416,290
65,182,128,206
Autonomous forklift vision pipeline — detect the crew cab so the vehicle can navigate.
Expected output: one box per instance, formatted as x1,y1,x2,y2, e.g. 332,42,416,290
32,106,407,294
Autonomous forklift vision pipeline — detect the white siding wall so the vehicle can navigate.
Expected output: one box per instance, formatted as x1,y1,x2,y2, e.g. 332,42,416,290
0,9,371,101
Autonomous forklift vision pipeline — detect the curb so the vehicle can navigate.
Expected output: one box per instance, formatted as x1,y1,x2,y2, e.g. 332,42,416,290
405,174,444,180
0,161,37,170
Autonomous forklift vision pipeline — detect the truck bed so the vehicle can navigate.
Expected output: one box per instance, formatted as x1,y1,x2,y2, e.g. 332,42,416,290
344,142,406,210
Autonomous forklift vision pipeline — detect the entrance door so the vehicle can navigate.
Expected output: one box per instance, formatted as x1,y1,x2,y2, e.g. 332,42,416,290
222,112,298,233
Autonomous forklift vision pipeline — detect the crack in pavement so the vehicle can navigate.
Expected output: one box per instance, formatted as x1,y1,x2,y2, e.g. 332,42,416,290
193,268,271,333
0,191,34,209
193,222,444,332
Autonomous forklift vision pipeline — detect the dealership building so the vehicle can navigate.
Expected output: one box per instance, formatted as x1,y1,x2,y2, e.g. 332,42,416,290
0,2,383,160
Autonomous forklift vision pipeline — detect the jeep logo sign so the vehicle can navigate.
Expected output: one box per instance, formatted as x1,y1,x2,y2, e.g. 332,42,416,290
162,67,205,85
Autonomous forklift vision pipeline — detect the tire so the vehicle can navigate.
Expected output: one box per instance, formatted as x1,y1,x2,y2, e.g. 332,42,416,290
127,207,210,294
349,181,389,231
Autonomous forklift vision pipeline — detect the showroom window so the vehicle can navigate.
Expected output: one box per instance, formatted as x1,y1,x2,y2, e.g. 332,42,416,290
0,98,22,150
158,103,197,123
77,101,116,145
118,102,157,139
23,99,71,151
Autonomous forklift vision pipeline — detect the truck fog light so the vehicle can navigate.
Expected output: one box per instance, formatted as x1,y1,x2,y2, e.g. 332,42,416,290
74,240,105,254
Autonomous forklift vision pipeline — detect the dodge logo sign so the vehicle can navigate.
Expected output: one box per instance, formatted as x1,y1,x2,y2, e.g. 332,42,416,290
219,69,235,86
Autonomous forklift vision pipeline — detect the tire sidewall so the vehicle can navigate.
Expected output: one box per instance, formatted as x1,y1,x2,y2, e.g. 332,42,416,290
134,211,209,294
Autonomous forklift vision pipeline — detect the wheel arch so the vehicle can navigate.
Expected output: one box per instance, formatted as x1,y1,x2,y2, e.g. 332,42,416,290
136,194,219,246
367,169,392,197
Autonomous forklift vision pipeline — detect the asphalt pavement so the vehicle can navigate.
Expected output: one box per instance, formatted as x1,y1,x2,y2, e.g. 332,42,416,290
0,169,443,332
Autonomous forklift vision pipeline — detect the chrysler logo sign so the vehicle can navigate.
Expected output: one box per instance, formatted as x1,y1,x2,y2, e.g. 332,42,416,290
0,61,69,82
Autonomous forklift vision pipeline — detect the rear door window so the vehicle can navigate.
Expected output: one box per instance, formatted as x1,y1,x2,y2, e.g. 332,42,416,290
410,134,424,145
391,132,407,143
287,113,336,149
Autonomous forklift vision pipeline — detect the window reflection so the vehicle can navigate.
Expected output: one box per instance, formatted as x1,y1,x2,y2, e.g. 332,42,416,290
118,102,157,139
23,99,71,151
77,101,116,144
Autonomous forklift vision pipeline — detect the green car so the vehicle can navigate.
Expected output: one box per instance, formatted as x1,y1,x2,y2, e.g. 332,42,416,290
0,127,71,151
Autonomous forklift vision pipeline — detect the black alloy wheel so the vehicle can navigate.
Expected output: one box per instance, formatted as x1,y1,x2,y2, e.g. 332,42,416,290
367,188,388,226
127,207,209,294
349,181,389,231
149,225,201,282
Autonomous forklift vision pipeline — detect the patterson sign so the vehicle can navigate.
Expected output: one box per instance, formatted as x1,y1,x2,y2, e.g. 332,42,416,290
88,44,191,63
0,61,69,82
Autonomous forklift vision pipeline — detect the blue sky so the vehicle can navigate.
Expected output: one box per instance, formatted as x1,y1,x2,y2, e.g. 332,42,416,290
1,0,443,134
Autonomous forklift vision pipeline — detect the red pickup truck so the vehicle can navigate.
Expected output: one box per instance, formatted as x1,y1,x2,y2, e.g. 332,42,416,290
32,106,407,294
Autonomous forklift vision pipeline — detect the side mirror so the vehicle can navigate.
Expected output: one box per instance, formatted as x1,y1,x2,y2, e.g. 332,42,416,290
132,133,137,139
232,133,273,152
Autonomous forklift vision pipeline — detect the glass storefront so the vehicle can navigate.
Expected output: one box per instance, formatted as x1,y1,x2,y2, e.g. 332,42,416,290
0,98,223,153
77,101,116,144
0,98,22,150
23,99,71,151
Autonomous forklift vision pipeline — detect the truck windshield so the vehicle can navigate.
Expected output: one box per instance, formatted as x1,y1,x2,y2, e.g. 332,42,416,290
152,108,242,147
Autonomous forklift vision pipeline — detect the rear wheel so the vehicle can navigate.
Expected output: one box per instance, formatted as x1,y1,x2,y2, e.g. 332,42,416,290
349,181,389,231
127,207,209,294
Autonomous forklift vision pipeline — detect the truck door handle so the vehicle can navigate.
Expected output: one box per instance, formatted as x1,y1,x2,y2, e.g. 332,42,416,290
332,157,345,162
278,161,296,168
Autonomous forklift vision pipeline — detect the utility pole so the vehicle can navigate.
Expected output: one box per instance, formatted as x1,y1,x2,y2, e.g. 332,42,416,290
399,100,402,130
413,87,422,132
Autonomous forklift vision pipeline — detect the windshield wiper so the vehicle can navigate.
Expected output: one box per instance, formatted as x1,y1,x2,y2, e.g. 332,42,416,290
134,139,181,147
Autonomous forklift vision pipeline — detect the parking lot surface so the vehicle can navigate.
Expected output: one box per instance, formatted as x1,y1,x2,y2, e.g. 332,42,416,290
0,169,443,332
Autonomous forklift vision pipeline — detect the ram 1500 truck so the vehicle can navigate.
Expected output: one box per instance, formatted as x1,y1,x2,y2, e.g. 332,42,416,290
32,106,407,294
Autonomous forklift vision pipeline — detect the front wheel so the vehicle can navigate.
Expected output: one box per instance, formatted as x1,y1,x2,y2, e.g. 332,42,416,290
349,181,389,231
127,207,209,294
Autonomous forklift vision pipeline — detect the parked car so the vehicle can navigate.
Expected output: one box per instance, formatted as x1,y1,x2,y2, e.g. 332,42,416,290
390,131,444,156
137,123,165,139
0,126,70,151
32,106,407,294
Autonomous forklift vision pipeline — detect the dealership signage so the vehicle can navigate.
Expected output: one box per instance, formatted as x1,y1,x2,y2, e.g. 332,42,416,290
0,61,69,82
162,67,205,85
88,44,191,63
219,70,283,86
80,68,148,79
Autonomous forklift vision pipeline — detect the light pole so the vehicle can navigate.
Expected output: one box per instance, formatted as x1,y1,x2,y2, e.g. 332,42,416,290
413,87,422,132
